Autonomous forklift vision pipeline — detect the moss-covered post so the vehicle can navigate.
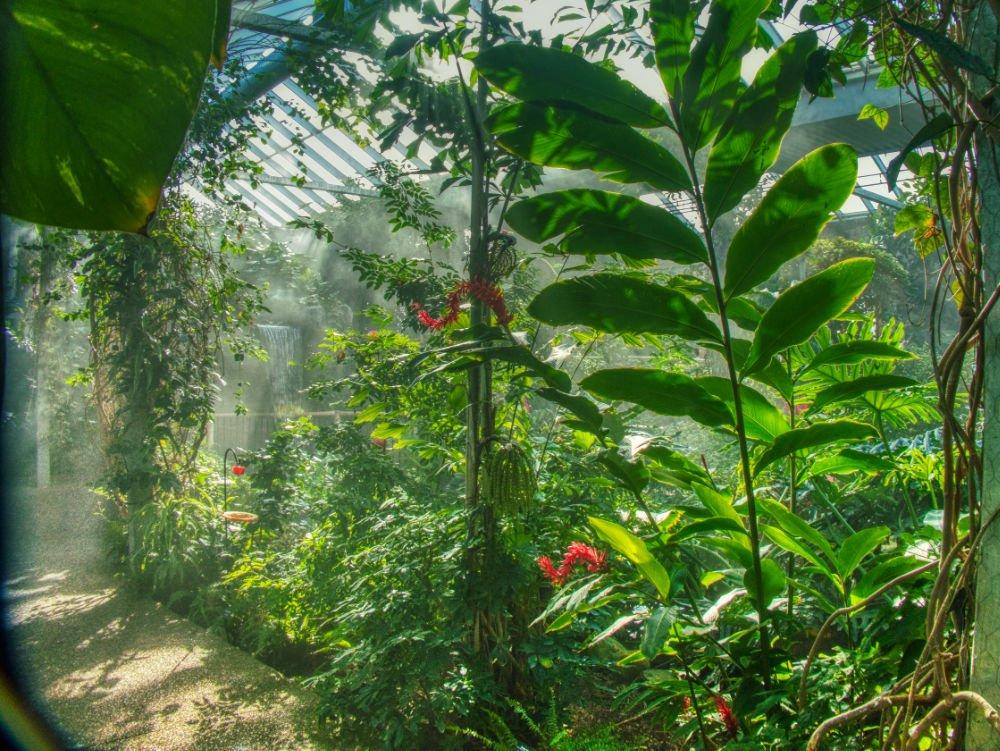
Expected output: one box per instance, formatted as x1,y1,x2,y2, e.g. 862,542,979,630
970,2,1000,746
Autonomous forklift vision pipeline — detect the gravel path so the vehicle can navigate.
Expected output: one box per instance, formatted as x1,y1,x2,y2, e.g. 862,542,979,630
3,485,337,751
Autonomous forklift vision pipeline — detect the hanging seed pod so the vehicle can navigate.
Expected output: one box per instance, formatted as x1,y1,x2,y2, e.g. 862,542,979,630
481,441,536,516
488,232,518,279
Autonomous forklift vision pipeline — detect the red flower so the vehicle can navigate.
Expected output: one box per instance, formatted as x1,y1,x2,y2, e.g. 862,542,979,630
231,465,246,476
562,541,607,573
371,437,387,449
682,696,692,712
413,277,512,330
714,696,738,738
538,542,607,585
537,556,565,585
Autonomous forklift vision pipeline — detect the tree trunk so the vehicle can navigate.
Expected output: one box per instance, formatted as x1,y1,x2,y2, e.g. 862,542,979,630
969,3,1000,746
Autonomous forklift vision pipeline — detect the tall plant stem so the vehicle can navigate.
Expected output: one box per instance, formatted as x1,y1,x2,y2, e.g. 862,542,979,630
464,0,493,653
786,357,798,619
680,145,772,686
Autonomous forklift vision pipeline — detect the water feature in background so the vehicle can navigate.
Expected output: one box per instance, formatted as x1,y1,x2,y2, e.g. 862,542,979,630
255,324,302,413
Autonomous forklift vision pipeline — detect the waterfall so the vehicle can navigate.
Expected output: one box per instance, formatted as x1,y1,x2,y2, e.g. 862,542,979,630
254,324,302,412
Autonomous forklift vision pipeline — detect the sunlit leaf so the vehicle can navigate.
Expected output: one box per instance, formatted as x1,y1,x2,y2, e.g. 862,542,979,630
529,274,723,343
807,341,915,370
743,258,875,375
724,144,859,299
754,420,877,475
807,374,918,415
582,369,733,428
589,516,671,600
704,31,817,221
476,43,673,129
1,0,232,231
506,189,707,265
649,0,699,97
489,103,692,192
835,526,890,579
678,0,770,150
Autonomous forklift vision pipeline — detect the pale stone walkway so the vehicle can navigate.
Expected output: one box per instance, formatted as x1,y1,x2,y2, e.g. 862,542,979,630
3,486,337,751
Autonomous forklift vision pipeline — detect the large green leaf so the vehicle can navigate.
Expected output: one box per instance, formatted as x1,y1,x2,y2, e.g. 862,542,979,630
695,376,788,442
835,526,889,580
724,144,859,299
703,31,817,222
452,345,572,392
528,274,722,343
1,0,231,232
728,338,794,400
678,0,770,150
649,0,699,98
536,387,604,436
589,516,671,600
806,340,916,370
763,525,830,574
475,43,673,129
506,189,707,265
807,374,918,416
743,258,875,375
489,103,691,192
754,420,877,475
746,557,786,608
581,369,733,428
640,445,713,489
640,607,673,658
807,448,894,478
757,496,837,564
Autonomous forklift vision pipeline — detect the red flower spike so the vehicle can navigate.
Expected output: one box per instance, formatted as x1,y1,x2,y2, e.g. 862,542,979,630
538,542,607,585
714,696,738,738
537,556,565,585
682,696,692,712
413,277,512,330
231,465,246,476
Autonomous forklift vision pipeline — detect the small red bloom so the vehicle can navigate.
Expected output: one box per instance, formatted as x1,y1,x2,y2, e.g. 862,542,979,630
231,465,246,476
413,277,512,330
371,437,387,449
537,556,565,585
714,695,738,738
538,542,607,585
682,696,692,712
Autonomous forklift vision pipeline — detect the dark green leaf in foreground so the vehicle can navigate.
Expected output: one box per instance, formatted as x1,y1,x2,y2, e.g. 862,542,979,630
1,0,231,231
506,189,707,265
754,420,877,474
475,43,673,129
489,103,691,192
529,274,722,343
743,258,875,375
724,144,859,299
582,369,733,428
704,31,818,222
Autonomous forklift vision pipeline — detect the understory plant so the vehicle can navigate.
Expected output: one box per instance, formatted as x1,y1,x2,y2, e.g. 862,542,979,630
454,1,941,746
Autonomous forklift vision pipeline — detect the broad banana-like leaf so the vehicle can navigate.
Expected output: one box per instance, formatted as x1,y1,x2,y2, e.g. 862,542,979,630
703,31,817,222
650,0,700,97
475,43,673,129
489,103,691,192
528,274,722,343
743,258,875,375
724,144,859,299
506,189,707,265
1,0,232,232
581,369,733,428
754,420,877,475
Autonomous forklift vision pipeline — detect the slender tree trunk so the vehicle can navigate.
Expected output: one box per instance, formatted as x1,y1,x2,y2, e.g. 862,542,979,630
969,3,1000,746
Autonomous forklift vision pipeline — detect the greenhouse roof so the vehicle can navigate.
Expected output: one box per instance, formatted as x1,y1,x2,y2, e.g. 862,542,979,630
221,0,924,227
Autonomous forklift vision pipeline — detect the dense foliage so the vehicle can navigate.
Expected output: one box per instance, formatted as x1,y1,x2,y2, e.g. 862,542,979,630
7,1,1000,750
